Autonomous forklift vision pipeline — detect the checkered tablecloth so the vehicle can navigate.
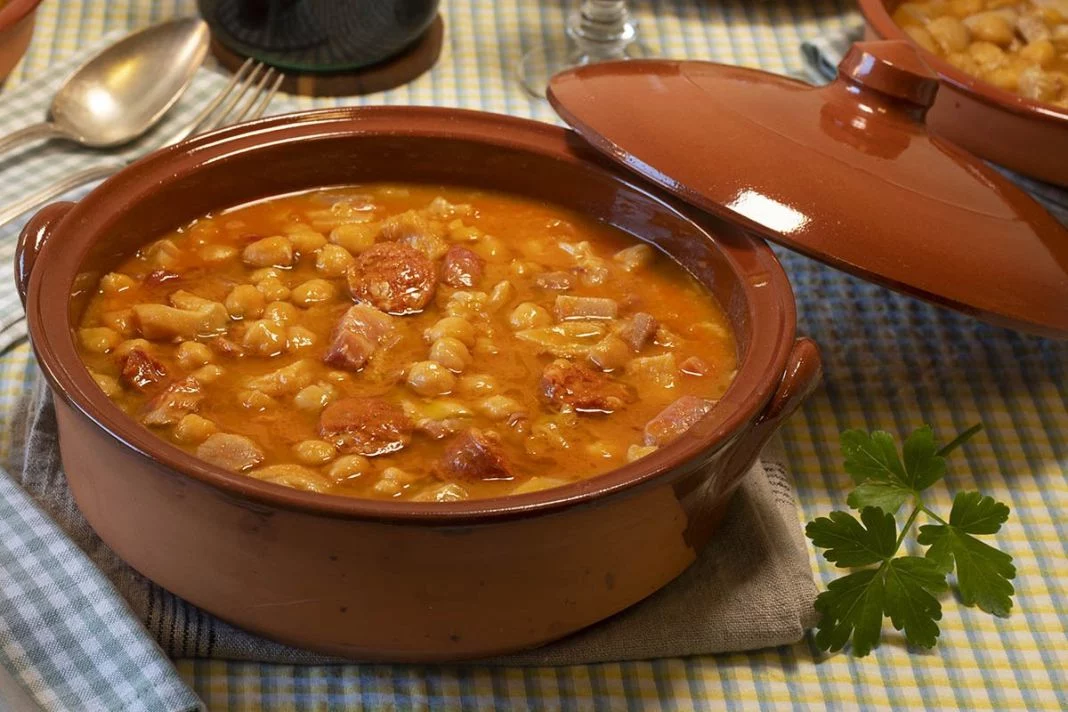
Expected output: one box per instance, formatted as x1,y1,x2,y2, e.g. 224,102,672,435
2,1,1065,710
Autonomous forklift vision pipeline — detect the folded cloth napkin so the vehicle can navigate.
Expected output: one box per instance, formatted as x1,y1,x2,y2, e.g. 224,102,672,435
4,373,818,668
800,25,1068,226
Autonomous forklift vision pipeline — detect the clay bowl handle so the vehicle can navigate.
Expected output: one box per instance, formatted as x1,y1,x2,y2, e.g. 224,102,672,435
718,338,823,492
15,201,74,306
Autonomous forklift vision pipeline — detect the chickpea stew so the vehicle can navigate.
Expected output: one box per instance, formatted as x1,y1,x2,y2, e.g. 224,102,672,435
74,185,737,502
893,0,1068,106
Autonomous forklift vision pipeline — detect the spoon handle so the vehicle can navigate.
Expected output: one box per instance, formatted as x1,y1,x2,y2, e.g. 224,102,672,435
0,163,120,228
0,122,66,158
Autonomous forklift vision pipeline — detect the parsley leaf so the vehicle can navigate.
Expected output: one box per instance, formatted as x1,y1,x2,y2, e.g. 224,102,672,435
808,424,1013,656
806,508,897,568
917,492,1016,617
843,427,946,513
883,557,947,650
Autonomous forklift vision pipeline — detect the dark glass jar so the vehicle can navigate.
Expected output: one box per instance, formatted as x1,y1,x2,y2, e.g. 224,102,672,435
198,0,439,72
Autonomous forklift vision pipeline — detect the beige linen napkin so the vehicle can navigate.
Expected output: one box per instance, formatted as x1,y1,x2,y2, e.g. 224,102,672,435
6,369,817,664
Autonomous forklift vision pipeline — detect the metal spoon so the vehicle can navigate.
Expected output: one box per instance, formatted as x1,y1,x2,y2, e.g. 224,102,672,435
0,18,209,156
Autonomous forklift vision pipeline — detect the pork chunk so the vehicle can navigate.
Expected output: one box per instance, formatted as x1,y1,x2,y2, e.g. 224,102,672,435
140,377,204,426
643,395,716,446
319,398,413,456
196,433,264,472
120,348,167,391
540,358,631,413
435,429,513,481
322,304,395,371
618,312,658,352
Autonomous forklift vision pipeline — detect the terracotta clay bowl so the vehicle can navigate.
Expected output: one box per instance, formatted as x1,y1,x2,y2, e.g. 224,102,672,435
859,0,1068,187
16,107,821,662
0,0,42,84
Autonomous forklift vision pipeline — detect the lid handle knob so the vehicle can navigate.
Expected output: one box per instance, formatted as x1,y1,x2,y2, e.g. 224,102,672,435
837,40,941,108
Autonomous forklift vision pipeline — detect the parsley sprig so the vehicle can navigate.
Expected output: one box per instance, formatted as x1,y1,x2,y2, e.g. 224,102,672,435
805,424,1016,656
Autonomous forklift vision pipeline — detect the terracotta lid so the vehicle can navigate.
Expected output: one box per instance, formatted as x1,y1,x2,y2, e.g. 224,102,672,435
547,40,1068,338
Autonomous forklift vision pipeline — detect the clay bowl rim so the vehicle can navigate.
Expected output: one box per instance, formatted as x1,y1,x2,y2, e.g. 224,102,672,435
24,106,797,526
859,0,1068,125
0,0,42,30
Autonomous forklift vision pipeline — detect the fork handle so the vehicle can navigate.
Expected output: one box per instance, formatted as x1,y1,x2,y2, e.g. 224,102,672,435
0,163,120,228
0,121,66,158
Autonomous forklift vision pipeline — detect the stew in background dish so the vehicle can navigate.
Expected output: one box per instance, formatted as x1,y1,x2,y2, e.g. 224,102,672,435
893,0,1068,106
74,185,737,501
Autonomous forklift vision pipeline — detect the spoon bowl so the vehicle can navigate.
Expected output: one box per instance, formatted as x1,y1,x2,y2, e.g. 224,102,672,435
0,18,209,154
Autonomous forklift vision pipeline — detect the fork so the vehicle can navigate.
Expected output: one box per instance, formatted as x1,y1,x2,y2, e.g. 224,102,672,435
0,60,283,354
0,59,284,229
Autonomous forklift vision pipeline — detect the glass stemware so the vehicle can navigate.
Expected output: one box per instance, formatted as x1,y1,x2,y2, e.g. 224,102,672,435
518,0,646,98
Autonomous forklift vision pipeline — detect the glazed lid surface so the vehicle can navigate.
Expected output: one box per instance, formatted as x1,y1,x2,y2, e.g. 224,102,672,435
548,40,1068,338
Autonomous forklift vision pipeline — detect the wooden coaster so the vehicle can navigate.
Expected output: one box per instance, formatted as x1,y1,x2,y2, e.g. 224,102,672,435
210,14,444,98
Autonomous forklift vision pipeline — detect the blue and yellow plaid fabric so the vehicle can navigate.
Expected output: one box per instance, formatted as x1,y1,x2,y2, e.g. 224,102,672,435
2,1,1064,710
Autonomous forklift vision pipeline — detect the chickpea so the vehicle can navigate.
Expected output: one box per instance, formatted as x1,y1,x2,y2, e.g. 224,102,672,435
424,316,476,347
225,284,266,319
90,372,121,398
478,395,526,421
78,327,120,354
613,243,654,272
114,338,152,359
291,278,337,307
242,235,295,268
294,383,336,411
406,361,456,397
487,280,515,312
586,441,618,460
198,244,238,263
373,467,419,497
927,16,970,53
100,309,135,337
100,272,136,295
948,0,981,16
428,337,471,372
176,340,213,370
173,414,217,444
946,51,981,73
287,326,317,350
315,244,355,278
256,277,291,302
192,364,225,384
293,439,337,466
964,13,1014,47
473,337,499,356
263,301,298,325
239,388,275,411
1018,66,1062,102
448,220,481,242
242,320,288,356
286,228,327,254
329,223,377,253
143,239,180,269
509,259,543,278
966,41,1005,68
626,444,658,463
249,268,283,284
983,65,1020,91
458,373,497,397
903,26,939,54
1019,39,1056,68
508,302,552,330
327,454,371,483
588,335,630,371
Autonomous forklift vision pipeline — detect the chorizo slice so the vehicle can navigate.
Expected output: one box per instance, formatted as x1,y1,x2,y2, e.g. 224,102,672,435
440,246,485,288
120,348,167,391
435,428,513,482
319,397,413,456
323,304,396,371
643,395,716,446
140,377,204,426
345,242,437,315
540,358,631,414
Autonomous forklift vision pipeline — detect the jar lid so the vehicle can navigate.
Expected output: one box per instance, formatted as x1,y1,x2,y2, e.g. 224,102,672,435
548,41,1068,338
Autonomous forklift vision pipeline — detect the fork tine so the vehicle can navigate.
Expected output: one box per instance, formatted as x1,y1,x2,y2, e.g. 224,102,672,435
164,58,257,146
247,74,285,121
232,67,277,123
202,62,266,133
